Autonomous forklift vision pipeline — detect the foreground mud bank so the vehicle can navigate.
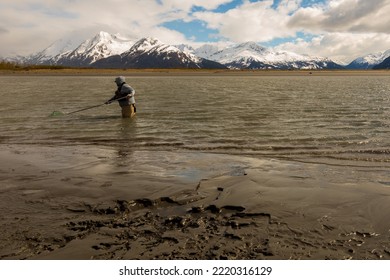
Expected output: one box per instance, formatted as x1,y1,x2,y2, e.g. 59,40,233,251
1,145,390,260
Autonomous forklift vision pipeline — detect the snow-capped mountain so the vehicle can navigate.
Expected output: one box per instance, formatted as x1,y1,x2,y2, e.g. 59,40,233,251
7,31,350,69
92,37,226,69
373,55,390,69
347,49,390,69
174,44,196,54
204,42,343,70
54,31,134,66
23,31,133,66
24,37,82,65
193,44,222,59
175,44,221,60
1,55,28,64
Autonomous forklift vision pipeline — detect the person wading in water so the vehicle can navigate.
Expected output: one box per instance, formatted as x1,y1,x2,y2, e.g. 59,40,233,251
106,76,136,118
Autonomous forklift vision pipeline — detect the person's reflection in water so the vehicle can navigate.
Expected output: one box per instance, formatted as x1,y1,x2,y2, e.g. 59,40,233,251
115,118,137,168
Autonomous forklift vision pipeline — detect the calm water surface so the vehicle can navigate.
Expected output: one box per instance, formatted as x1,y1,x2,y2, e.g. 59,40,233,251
0,74,389,182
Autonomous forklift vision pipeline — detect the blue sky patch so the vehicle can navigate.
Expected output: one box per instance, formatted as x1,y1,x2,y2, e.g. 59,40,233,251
161,20,220,42
212,0,243,13
301,0,327,7
262,32,316,48
164,1,327,44
209,0,327,14
191,5,206,13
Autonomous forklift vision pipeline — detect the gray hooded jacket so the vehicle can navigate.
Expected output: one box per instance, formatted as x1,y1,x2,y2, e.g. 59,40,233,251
110,76,135,106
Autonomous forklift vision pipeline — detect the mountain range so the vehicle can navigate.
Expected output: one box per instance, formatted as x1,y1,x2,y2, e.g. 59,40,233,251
203,42,342,69
346,49,390,69
5,31,390,70
26,32,133,67
92,37,226,69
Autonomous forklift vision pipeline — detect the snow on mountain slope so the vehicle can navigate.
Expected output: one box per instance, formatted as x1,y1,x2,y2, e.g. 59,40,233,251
175,44,195,54
206,42,342,69
347,49,390,69
54,31,134,66
22,31,133,66
10,31,346,69
25,37,82,65
207,42,268,64
175,43,221,60
73,31,131,59
93,37,226,69
193,44,221,59
124,37,182,56
120,37,201,64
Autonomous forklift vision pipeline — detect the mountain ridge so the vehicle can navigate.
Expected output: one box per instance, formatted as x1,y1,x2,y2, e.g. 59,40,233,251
346,49,390,69
373,56,390,69
92,37,227,69
6,31,389,70
199,42,343,70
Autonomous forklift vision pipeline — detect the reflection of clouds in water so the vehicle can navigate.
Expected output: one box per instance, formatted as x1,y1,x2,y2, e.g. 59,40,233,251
111,149,390,188
123,151,256,183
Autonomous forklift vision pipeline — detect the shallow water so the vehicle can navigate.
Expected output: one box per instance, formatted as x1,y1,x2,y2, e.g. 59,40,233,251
0,74,389,184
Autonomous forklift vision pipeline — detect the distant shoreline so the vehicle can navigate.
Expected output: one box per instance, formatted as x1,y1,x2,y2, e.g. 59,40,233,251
1,68,389,76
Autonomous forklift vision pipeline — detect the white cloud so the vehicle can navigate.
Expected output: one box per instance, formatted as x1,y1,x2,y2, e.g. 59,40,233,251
157,0,232,11
192,0,390,62
275,33,390,64
1,0,221,56
280,0,390,63
288,0,390,34
1,0,390,62
193,0,299,42
277,0,302,14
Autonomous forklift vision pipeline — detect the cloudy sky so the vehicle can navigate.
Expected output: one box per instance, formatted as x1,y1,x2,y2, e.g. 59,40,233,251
1,0,390,63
